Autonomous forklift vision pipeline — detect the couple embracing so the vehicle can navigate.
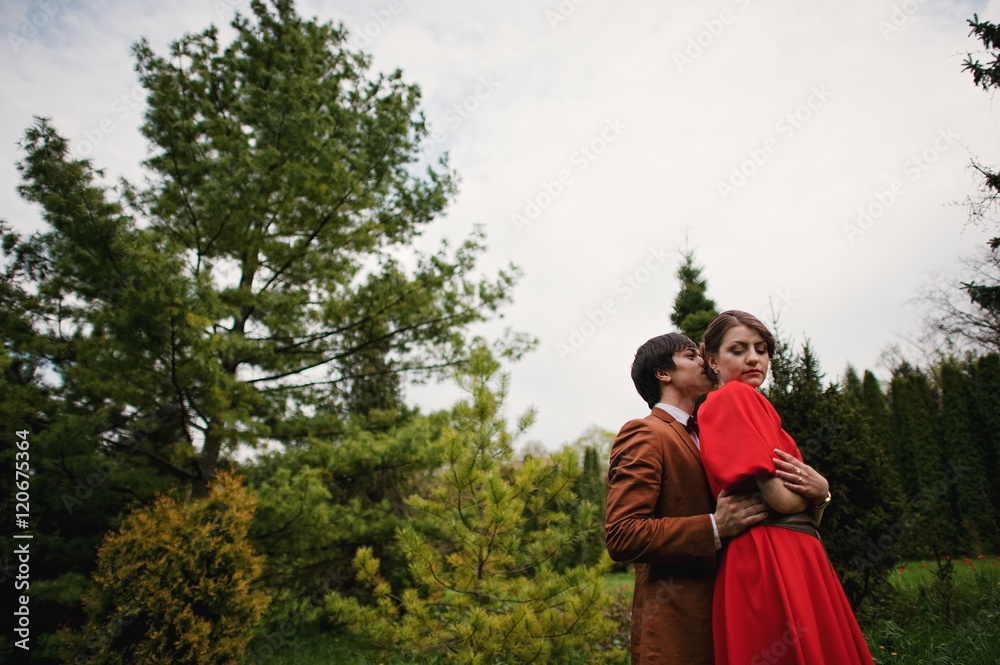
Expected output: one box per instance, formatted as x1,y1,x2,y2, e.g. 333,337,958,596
605,310,875,665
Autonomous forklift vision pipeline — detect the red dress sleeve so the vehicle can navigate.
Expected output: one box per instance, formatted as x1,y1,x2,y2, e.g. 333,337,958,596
698,381,802,498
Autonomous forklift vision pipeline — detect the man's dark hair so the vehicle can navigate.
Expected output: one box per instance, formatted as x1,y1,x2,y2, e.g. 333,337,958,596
630,333,698,409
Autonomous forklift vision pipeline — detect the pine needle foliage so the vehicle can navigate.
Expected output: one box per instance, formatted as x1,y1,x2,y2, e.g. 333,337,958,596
327,345,622,664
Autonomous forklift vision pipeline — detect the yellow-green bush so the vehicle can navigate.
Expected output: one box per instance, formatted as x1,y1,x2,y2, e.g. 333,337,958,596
60,471,270,664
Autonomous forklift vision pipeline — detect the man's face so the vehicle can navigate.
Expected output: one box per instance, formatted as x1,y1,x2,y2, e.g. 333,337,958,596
662,346,712,398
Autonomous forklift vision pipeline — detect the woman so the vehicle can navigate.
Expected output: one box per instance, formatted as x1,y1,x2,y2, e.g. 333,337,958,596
698,310,874,665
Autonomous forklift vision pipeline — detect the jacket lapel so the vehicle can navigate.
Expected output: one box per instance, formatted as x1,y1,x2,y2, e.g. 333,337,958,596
651,407,701,461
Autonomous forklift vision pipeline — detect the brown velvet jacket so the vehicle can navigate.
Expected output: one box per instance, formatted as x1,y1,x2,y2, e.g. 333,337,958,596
605,408,718,664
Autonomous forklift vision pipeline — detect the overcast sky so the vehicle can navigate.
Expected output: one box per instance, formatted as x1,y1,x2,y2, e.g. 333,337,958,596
3,0,999,451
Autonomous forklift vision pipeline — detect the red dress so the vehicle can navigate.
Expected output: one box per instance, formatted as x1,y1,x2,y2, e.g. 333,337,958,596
699,381,874,665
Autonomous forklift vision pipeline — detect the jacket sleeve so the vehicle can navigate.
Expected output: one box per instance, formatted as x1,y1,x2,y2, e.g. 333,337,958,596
604,418,717,567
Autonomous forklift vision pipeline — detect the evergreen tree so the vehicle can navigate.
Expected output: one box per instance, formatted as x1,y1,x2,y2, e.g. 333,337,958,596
822,387,904,607
669,248,718,343
327,346,620,663
246,411,446,620
830,370,906,599
3,0,522,497
971,353,1000,549
940,359,999,551
572,445,607,567
564,425,615,569
844,365,863,398
857,370,903,504
1,0,525,652
887,366,955,559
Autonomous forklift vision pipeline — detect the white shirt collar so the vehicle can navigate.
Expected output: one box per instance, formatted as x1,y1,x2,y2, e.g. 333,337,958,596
654,402,692,427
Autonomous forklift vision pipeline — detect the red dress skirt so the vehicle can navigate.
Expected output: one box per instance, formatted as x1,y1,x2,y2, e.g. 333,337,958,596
700,381,874,665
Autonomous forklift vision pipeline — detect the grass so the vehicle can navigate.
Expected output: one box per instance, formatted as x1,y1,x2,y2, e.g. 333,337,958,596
251,559,1000,664
601,571,633,596
247,626,420,665
863,555,1000,665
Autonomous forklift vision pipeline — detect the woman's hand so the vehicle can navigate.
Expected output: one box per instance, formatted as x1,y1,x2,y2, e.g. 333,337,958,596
772,448,830,504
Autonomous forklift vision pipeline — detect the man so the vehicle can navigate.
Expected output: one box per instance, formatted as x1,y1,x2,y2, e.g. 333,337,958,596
605,332,769,664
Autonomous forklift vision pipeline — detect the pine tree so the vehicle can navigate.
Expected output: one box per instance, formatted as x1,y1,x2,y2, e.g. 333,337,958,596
3,0,523,500
2,1,524,649
246,411,446,618
669,248,718,343
327,345,621,664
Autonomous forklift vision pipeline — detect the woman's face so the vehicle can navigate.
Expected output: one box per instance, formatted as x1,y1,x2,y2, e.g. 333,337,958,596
710,324,770,388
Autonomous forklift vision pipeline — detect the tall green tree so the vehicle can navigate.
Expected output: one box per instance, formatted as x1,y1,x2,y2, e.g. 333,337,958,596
3,0,522,498
971,353,1000,546
1,0,524,654
940,359,999,551
857,369,904,509
887,366,956,559
669,248,718,343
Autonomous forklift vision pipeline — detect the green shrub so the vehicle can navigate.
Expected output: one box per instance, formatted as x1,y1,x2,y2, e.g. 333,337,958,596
59,471,270,664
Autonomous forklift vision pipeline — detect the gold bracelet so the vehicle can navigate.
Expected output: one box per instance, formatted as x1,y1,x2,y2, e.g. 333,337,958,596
814,491,832,510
